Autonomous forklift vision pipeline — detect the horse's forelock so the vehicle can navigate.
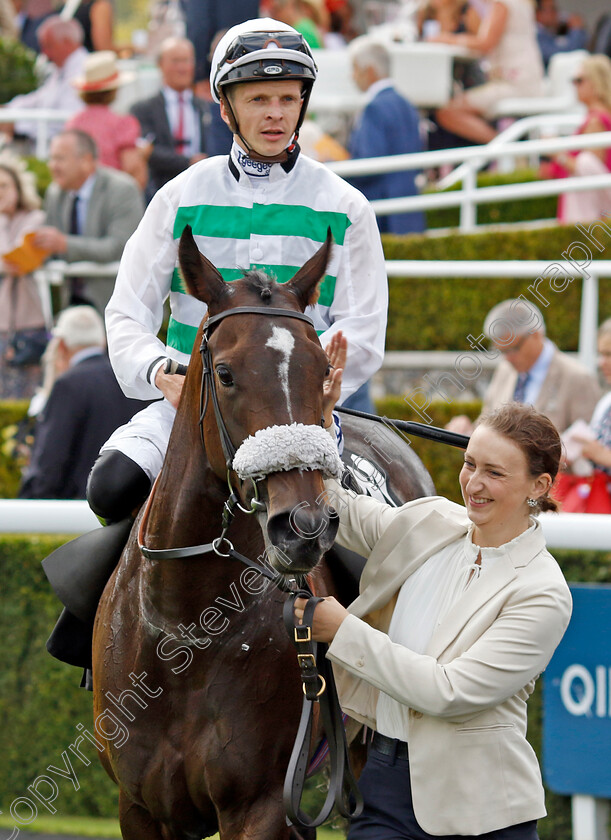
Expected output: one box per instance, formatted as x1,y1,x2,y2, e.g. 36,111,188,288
241,269,277,300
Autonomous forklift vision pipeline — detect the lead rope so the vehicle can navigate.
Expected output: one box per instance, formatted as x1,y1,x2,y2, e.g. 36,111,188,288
282,591,363,829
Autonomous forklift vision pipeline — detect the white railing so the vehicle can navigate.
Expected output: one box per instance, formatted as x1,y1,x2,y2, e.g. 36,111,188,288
0,108,74,159
437,112,585,190
0,500,609,549
327,124,611,233
385,259,611,374
35,260,120,327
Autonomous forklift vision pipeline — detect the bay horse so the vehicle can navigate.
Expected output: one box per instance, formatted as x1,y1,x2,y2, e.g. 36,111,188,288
92,227,433,840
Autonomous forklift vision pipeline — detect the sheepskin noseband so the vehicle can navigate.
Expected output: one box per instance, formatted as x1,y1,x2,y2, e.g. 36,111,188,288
232,423,343,481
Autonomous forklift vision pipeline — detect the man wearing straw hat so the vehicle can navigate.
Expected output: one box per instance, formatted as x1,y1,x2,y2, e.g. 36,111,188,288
66,50,148,189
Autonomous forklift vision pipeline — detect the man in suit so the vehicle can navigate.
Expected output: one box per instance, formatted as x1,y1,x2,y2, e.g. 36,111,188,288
1,16,87,144
347,36,425,236
448,298,601,435
130,37,221,198
33,129,144,311
19,306,144,500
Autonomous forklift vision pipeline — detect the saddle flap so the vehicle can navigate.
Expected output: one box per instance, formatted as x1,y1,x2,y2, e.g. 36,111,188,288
42,518,133,624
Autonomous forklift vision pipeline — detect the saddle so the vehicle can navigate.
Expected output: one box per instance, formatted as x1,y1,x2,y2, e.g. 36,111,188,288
44,518,133,669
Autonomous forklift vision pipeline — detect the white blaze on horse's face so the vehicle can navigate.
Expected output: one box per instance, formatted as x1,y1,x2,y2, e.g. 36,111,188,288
265,325,295,423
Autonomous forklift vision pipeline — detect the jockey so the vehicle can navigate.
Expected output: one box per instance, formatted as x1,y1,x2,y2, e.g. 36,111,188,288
86,17,388,523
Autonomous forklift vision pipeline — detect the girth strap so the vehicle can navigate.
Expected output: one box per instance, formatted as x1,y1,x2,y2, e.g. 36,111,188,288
282,591,363,829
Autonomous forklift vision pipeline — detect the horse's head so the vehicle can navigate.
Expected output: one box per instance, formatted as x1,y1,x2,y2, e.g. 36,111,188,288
177,225,340,576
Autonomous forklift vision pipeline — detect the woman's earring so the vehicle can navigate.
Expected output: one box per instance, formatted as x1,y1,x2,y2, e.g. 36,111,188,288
527,498,538,508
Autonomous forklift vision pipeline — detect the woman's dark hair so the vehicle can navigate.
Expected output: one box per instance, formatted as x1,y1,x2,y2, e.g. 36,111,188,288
477,403,561,512
80,89,117,106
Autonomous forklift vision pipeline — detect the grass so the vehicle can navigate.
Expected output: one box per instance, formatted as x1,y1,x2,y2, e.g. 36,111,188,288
0,814,344,838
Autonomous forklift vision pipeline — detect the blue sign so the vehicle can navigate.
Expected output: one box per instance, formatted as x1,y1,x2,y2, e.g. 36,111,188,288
543,584,611,797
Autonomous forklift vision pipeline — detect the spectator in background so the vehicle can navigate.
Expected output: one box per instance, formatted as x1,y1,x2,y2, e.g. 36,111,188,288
0,16,87,145
33,129,144,311
182,0,259,87
447,298,601,436
18,306,144,500
565,318,611,471
14,0,54,53
535,0,587,69
325,0,358,47
265,0,327,48
67,51,149,191
0,153,47,400
60,0,114,53
539,54,611,224
348,37,425,235
130,37,211,198
590,14,611,60
0,0,18,39
433,0,544,144
418,0,480,40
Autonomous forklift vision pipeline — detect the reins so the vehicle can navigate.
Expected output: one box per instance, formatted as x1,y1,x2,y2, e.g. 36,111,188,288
283,590,364,828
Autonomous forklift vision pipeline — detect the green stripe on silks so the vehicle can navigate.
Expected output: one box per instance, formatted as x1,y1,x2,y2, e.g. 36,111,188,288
173,203,351,245
166,317,199,355
171,266,336,307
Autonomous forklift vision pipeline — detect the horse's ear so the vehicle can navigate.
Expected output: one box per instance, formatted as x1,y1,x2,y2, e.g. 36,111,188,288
287,228,334,310
178,225,228,305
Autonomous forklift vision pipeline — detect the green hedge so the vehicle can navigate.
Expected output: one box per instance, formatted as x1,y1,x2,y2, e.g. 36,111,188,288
0,37,37,103
1,534,610,836
425,169,557,229
0,401,31,500
0,537,119,821
383,223,611,352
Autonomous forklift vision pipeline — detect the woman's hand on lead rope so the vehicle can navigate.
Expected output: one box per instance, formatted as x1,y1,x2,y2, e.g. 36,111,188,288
294,595,350,643
322,331,347,429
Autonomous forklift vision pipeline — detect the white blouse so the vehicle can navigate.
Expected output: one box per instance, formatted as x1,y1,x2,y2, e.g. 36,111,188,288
376,521,536,740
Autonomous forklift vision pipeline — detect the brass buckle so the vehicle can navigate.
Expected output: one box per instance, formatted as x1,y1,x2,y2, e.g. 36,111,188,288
294,626,311,643
303,675,326,697
297,653,316,669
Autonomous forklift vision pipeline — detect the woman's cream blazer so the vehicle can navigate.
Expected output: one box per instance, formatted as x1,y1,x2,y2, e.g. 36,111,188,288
325,482,572,836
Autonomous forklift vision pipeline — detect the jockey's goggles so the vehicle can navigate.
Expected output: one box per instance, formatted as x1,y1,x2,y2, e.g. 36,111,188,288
214,30,317,97
220,31,316,66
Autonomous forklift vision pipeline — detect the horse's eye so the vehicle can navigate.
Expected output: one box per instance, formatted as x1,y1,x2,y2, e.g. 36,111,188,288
325,364,333,378
215,365,234,387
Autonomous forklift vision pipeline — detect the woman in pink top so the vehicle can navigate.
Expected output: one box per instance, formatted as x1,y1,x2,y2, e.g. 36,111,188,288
541,54,611,223
67,51,149,190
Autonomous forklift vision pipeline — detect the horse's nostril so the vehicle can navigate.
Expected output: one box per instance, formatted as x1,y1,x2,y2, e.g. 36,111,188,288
266,505,339,567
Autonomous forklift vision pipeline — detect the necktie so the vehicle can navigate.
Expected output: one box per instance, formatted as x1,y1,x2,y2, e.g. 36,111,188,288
175,92,186,154
69,194,80,235
68,194,87,305
513,372,530,403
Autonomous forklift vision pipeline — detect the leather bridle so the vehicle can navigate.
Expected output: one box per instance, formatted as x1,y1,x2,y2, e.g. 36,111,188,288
138,302,363,828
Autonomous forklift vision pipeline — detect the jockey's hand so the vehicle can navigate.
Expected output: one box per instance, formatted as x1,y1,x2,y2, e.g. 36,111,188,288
155,368,185,408
322,331,347,428
294,595,349,643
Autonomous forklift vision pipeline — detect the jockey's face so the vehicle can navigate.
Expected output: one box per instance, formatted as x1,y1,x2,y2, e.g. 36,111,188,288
222,79,303,157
